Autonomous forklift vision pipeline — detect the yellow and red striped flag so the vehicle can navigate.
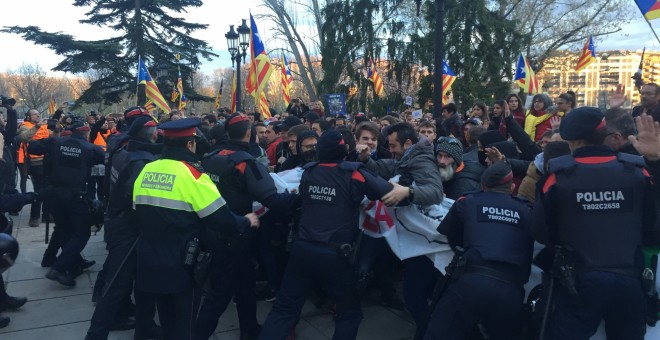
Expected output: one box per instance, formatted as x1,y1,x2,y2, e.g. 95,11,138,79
138,57,171,114
514,54,540,95
281,53,292,107
441,60,456,103
246,13,273,99
47,95,57,115
214,79,223,110
575,35,596,72
367,55,384,96
259,91,271,119
230,72,237,113
144,99,157,113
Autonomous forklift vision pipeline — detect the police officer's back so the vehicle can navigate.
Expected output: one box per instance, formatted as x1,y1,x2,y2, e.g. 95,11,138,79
194,115,300,339
259,130,394,340
534,107,657,340
425,162,534,340
132,118,259,340
86,115,161,340
28,122,104,287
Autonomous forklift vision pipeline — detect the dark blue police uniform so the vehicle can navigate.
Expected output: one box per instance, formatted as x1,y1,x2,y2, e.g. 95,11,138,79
86,116,160,340
425,163,534,340
259,130,392,340
534,107,657,340
194,115,300,340
28,123,104,286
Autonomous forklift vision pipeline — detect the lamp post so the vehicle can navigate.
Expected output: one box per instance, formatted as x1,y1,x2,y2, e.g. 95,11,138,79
226,19,250,112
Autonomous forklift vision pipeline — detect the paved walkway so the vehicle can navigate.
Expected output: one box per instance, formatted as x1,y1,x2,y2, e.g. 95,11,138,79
0,204,416,340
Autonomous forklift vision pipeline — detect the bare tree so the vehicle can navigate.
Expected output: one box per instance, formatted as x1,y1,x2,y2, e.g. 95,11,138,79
496,0,634,68
5,63,59,112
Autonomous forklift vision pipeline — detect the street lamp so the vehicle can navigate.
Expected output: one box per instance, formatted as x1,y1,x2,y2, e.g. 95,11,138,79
226,19,250,112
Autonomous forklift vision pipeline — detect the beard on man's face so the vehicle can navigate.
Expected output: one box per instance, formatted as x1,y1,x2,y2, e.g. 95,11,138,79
438,163,456,182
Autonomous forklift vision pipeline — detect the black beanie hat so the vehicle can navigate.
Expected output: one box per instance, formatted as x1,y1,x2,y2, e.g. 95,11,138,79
317,129,347,162
481,161,513,188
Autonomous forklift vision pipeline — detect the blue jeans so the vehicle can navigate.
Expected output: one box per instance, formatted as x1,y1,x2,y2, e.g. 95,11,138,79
259,240,362,340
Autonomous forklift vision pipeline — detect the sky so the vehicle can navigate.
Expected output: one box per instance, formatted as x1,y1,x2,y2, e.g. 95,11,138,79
3,0,660,78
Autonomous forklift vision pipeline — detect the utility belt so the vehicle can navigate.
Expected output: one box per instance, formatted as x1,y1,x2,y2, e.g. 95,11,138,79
303,238,360,265
462,264,527,286
183,237,213,286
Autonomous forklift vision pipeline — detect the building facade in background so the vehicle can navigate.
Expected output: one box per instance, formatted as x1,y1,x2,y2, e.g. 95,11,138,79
539,50,660,110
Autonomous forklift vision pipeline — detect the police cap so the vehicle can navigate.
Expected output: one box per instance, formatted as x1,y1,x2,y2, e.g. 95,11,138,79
481,161,513,188
158,117,201,138
124,106,149,119
127,115,156,137
559,106,605,141
69,121,90,132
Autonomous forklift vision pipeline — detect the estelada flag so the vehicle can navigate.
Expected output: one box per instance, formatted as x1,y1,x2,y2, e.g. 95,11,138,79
47,95,57,115
281,53,292,107
514,54,539,95
245,13,273,98
575,35,596,72
367,56,384,96
635,0,660,20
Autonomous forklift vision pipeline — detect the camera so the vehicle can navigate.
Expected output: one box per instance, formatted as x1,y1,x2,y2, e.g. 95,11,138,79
0,96,16,108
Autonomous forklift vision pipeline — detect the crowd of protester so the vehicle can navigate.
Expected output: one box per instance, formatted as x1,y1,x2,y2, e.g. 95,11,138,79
0,83,659,340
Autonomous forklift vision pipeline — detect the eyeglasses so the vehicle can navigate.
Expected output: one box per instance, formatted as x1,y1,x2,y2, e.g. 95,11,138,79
301,144,317,151
437,136,461,145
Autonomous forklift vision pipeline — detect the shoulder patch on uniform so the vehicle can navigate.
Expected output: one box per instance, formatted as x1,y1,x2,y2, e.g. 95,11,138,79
181,161,202,180
351,170,366,182
235,161,247,175
542,173,557,194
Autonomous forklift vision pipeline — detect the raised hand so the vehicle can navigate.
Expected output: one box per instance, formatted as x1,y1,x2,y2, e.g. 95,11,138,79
629,113,660,161
609,84,626,109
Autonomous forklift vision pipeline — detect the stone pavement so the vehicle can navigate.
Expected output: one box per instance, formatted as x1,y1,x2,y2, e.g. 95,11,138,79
0,204,416,340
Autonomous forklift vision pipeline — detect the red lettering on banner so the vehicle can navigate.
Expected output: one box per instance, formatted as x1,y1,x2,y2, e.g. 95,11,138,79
374,201,394,229
362,215,380,233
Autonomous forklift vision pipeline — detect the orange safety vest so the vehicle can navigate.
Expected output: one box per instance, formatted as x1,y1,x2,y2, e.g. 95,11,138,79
93,130,112,151
21,121,50,160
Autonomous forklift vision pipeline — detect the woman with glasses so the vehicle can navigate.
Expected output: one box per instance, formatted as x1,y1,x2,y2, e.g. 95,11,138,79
524,93,556,141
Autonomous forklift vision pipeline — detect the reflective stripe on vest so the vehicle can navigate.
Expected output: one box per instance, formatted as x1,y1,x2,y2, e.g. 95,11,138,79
133,159,226,218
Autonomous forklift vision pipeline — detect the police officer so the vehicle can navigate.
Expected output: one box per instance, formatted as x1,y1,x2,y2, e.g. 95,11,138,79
0,233,20,328
425,162,534,340
132,118,259,340
86,115,161,340
194,115,300,340
28,121,104,287
259,130,394,340
534,107,657,339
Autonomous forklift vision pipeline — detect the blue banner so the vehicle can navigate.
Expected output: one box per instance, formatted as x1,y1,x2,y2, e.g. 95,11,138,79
325,94,346,116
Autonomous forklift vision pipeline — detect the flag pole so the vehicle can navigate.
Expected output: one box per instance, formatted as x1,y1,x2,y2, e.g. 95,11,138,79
136,55,141,106
644,18,660,45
